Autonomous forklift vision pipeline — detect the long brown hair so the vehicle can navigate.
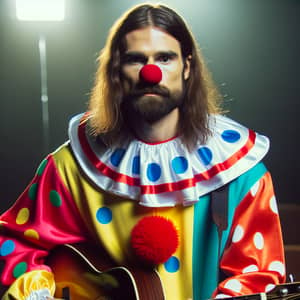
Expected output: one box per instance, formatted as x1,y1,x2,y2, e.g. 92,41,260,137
88,3,222,149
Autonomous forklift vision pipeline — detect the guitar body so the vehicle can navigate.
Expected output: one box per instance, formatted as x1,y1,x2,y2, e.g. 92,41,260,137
47,244,166,300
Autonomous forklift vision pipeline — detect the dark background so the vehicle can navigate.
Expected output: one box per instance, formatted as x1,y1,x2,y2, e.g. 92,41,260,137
0,0,299,213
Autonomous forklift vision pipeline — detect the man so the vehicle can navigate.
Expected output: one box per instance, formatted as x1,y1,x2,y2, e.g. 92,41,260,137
0,3,285,300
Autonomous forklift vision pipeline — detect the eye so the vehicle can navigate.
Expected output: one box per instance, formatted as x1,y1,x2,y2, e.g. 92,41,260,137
157,54,174,64
156,53,177,64
157,54,171,63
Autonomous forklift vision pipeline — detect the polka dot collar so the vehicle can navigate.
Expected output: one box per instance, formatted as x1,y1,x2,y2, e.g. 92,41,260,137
68,113,269,207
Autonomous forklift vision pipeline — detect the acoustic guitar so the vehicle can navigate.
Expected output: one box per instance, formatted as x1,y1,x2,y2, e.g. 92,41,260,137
47,244,300,300
47,243,166,300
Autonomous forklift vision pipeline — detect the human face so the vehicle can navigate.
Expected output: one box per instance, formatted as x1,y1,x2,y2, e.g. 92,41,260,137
121,26,191,123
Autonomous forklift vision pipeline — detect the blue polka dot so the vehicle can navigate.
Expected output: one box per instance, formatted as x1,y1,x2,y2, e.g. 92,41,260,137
96,207,112,224
110,148,126,167
0,240,16,256
132,156,140,175
221,130,241,143
146,163,161,182
197,147,213,165
164,256,180,273
171,156,188,174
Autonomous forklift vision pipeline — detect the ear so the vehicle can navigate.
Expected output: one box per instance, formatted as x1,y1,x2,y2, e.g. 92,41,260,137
183,55,192,80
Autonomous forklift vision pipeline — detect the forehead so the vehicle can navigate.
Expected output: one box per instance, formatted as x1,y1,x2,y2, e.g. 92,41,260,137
124,26,181,54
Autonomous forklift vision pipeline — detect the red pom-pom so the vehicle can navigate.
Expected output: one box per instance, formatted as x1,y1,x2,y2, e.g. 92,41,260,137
139,64,162,84
131,216,179,265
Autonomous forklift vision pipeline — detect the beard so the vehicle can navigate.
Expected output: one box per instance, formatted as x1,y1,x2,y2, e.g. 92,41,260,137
122,83,186,124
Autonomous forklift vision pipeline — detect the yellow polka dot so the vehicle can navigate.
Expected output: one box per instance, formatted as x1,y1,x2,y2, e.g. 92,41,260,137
24,229,39,240
16,208,30,225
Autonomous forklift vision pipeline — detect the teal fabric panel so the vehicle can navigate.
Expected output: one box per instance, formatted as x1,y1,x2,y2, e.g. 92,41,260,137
220,162,268,255
192,162,268,300
192,194,219,300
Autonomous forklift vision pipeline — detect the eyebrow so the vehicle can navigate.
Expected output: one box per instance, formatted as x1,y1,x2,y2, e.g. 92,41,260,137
122,52,147,63
122,51,179,62
156,51,179,58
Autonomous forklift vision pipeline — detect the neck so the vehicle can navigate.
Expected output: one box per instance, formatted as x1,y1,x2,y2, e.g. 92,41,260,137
133,109,179,143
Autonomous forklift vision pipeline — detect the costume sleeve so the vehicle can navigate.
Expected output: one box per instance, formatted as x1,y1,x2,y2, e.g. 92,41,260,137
213,171,286,298
0,155,88,299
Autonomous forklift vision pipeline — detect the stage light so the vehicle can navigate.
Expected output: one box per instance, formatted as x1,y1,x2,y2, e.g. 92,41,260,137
15,0,65,153
16,0,65,21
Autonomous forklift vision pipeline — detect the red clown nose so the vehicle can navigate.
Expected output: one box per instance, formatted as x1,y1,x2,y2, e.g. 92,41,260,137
139,64,162,84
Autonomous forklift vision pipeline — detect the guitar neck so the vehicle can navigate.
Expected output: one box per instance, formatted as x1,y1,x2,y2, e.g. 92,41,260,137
212,282,300,300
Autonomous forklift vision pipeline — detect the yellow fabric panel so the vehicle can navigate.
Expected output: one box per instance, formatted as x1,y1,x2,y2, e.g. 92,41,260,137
52,144,194,300
156,206,194,300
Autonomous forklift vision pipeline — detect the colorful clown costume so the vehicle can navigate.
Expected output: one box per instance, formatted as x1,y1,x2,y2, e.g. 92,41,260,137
0,114,285,300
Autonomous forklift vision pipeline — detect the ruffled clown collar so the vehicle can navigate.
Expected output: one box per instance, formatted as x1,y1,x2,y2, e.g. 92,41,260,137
68,113,269,207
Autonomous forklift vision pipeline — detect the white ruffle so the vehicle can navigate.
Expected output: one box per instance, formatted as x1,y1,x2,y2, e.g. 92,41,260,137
26,288,52,300
68,113,269,207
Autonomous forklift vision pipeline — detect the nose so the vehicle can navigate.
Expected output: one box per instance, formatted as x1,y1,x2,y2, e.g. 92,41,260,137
139,64,162,84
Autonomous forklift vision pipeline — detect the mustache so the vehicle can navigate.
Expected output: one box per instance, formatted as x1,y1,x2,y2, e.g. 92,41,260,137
126,85,170,98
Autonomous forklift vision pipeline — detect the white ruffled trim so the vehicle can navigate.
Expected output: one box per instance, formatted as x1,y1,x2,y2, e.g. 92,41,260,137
68,113,269,207
215,294,232,299
25,288,52,300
